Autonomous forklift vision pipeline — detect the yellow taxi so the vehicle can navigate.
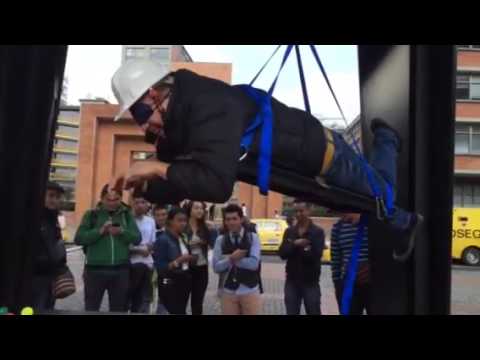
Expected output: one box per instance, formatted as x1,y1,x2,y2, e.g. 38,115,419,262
452,208,480,266
252,219,288,252
322,240,331,263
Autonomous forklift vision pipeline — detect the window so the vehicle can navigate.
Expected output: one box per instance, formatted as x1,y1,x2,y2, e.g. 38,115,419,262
455,124,480,154
50,167,76,179
456,73,480,100
53,152,77,163
457,45,480,50
454,181,480,207
132,151,155,161
150,47,170,62
125,47,145,62
57,124,79,138
54,139,78,150
261,222,281,232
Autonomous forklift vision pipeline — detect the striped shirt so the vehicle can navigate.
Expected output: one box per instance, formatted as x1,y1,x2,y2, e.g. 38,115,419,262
330,220,369,282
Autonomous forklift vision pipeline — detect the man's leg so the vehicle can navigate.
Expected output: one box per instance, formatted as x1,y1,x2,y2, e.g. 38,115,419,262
84,269,107,312
107,268,129,313
302,283,321,315
31,274,55,312
128,263,147,313
239,292,262,315
190,266,208,315
221,292,241,315
138,266,153,314
284,280,302,315
325,129,413,231
348,284,366,315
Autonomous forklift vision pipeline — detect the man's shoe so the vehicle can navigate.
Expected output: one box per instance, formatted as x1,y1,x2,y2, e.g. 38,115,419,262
370,118,403,152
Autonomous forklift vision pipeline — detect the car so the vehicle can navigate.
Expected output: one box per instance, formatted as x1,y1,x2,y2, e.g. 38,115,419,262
452,208,480,266
251,218,288,252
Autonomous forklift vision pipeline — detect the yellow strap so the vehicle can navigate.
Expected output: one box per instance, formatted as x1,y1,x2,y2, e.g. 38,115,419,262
320,128,335,175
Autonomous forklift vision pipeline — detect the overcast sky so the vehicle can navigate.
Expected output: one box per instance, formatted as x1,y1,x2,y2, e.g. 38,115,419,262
64,45,360,124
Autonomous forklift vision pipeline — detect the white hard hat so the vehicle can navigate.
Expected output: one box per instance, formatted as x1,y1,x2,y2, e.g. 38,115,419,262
111,59,171,122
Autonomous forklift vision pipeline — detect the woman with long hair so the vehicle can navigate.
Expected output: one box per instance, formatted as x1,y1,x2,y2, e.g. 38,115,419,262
184,201,212,315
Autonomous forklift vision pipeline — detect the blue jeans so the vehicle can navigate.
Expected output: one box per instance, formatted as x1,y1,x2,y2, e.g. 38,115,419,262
284,280,321,315
324,127,412,230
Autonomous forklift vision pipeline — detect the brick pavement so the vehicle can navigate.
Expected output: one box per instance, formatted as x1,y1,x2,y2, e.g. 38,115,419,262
56,249,480,315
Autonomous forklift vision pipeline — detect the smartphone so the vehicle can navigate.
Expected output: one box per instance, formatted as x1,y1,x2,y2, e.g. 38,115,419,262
111,222,120,227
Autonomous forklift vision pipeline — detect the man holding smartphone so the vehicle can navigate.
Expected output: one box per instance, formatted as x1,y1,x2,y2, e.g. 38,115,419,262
74,185,141,312
212,204,262,315
279,199,325,315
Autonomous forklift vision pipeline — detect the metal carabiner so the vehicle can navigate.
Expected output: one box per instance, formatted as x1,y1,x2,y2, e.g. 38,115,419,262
376,197,387,221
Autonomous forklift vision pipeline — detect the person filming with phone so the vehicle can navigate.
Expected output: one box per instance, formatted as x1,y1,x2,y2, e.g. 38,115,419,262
74,184,141,312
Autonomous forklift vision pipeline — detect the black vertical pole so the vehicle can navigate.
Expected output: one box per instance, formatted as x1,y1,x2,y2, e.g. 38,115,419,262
358,45,455,314
0,46,68,312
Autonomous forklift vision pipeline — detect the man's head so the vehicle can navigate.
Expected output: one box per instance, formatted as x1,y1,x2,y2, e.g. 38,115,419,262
111,60,172,145
45,181,64,211
166,207,188,235
100,184,122,212
153,204,168,229
293,199,312,224
223,204,244,234
341,213,361,224
132,195,149,217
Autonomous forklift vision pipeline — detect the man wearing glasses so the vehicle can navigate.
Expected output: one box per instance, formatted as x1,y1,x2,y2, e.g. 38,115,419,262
109,59,422,262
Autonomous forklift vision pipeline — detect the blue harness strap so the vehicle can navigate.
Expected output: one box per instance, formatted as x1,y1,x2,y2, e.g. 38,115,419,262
238,45,294,195
240,45,397,313
340,214,368,315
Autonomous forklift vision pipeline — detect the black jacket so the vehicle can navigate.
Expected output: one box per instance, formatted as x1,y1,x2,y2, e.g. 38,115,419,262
33,208,67,276
278,221,325,285
144,69,327,205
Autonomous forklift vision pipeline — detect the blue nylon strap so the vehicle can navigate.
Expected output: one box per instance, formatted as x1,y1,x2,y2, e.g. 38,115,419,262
249,45,282,87
237,85,273,195
268,45,294,95
340,214,368,315
294,45,311,114
309,45,349,125
238,45,294,195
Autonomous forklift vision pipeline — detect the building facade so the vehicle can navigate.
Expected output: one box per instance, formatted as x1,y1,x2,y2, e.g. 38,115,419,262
454,45,480,208
50,105,80,210
343,45,480,209
121,45,192,64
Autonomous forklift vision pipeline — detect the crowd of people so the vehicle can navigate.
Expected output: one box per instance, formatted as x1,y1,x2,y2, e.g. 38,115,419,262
32,181,372,315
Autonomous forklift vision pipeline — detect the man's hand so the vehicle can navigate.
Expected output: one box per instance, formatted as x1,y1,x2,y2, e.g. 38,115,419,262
139,247,151,257
294,238,311,248
100,221,113,235
110,161,170,192
177,254,195,264
109,225,123,236
230,249,248,262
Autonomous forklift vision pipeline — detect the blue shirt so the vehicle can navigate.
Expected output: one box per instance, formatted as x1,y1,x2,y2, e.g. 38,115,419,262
212,228,261,296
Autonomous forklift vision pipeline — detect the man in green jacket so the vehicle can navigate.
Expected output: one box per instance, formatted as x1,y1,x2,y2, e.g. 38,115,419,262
75,185,141,312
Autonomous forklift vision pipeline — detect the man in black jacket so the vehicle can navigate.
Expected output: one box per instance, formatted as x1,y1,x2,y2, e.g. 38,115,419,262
279,199,324,315
109,60,421,252
32,181,68,311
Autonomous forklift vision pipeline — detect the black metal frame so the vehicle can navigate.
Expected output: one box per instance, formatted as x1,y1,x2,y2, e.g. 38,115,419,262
359,45,455,314
0,45,455,314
